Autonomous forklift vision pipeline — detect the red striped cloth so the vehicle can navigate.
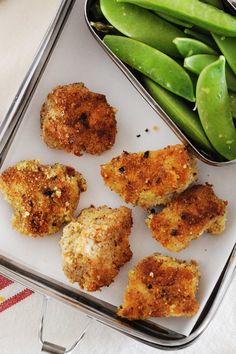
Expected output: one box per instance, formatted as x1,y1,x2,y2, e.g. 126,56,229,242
0,275,34,312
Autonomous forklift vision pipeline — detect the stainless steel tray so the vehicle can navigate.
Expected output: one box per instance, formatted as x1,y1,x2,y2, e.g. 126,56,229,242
0,0,236,351
84,0,236,167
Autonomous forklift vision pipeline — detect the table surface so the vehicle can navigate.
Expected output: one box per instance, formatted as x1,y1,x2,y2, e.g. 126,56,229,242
0,1,235,353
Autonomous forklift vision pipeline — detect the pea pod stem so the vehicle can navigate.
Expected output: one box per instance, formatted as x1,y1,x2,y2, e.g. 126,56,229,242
196,56,236,160
104,35,195,102
117,0,236,36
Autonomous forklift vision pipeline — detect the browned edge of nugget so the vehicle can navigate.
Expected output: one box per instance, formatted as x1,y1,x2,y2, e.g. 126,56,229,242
60,205,133,291
117,253,200,320
0,160,87,237
146,183,228,252
101,144,197,208
40,83,117,156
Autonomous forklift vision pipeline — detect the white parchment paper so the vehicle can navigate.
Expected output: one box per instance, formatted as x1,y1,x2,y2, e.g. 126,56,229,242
0,0,235,336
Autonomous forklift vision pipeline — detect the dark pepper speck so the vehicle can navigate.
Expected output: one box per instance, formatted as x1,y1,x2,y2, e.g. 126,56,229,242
136,134,141,138
119,166,125,173
144,151,149,158
170,228,178,236
147,284,153,289
43,188,54,197
79,112,89,128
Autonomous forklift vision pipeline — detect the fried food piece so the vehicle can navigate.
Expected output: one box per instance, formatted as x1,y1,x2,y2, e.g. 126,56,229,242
41,83,117,156
101,144,197,208
146,184,227,252
60,205,133,291
0,160,86,237
117,253,200,320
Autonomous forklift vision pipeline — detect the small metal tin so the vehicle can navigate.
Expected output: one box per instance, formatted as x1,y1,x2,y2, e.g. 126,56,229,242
84,0,236,167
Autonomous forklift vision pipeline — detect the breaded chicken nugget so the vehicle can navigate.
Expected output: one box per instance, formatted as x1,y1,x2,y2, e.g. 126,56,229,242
60,205,133,291
0,160,86,237
101,144,197,208
41,83,117,156
146,184,227,252
117,253,200,320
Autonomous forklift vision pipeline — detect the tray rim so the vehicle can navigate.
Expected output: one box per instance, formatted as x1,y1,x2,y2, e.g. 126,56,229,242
0,244,236,350
0,0,235,350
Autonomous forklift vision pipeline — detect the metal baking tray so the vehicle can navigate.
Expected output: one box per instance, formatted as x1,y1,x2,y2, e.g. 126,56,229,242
84,0,236,167
0,0,236,351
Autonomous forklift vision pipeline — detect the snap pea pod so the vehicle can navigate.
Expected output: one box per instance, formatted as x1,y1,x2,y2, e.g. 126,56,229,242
143,76,214,152
196,56,236,160
103,35,195,101
200,0,223,9
155,12,193,28
184,54,236,92
173,37,217,57
184,29,217,49
117,0,236,36
100,0,185,57
212,34,236,75
229,92,236,119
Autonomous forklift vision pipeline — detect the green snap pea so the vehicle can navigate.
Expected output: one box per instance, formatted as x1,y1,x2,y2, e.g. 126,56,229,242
103,35,195,101
173,38,217,57
200,0,223,9
184,29,217,49
155,12,193,28
143,76,214,152
118,0,236,36
196,56,236,160
184,54,236,93
229,92,236,119
184,54,217,74
100,0,185,57
212,34,236,75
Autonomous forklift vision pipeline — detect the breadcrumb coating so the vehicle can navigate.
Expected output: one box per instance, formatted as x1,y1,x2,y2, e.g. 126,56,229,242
146,184,227,252
117,253,200,320
0,160,86,237
60,205,133,291
41,83,117,156
101,144,197,208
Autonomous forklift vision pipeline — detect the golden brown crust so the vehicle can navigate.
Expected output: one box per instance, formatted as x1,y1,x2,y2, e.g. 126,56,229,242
60,205,133,291
0,160,87,237
146,184,227,252
101,144,197,208
41,83,117,156
117,253,200,320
